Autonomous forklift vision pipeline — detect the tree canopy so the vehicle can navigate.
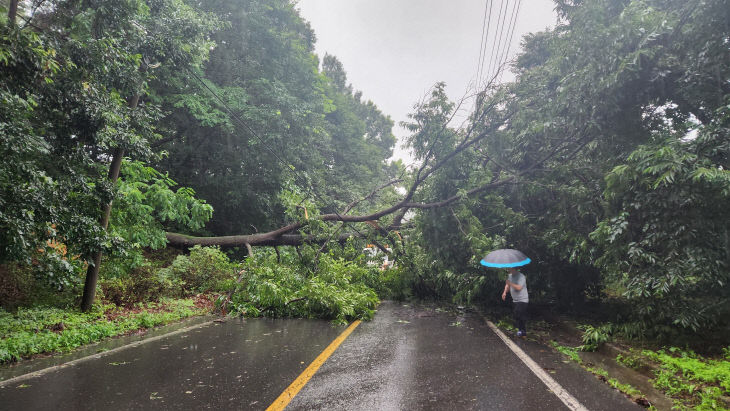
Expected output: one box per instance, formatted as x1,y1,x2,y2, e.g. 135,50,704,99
1,0,728,336
153,1,396,236
402,0,729,334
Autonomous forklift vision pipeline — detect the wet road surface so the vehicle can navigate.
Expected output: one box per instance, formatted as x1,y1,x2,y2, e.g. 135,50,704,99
288,301,641,410
0,318,346,410
0,301,642,410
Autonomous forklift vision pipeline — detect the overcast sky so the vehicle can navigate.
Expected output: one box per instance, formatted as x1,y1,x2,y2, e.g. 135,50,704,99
296,0,558,163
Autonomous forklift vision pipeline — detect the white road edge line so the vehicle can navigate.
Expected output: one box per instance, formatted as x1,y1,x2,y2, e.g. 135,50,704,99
0,319,217,388
486,320,589,411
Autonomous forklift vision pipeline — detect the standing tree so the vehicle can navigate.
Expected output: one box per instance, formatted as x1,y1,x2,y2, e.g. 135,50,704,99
153,1,397,237
0,0,219,310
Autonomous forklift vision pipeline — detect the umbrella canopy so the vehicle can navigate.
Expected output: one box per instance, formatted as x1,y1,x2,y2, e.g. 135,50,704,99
480,249,531,268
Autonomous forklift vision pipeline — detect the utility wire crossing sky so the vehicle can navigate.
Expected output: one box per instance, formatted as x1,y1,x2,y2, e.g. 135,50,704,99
297,0,558,163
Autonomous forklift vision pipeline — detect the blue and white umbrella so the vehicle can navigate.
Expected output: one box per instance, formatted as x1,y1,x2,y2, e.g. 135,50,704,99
480,249,531,268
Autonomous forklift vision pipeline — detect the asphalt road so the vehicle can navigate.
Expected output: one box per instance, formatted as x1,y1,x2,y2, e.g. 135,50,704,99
288,301,641,410
0,301,642,410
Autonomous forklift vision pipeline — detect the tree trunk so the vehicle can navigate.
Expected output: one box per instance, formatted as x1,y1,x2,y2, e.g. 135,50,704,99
80,95,139,311
8,0,19,26
166,232,357,249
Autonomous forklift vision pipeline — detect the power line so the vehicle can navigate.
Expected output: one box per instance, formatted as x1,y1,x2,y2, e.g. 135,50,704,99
478,0,504,85
476,0,524,88
475,0,488,87
497,0,523,81
475,0,493,88
184,67,375,244
484,0,511,83
477,0,506,86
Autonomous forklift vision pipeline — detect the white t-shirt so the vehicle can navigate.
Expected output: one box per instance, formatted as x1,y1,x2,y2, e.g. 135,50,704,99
508,272,528,303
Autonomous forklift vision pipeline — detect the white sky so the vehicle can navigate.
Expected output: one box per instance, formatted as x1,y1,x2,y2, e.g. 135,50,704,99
296,0,558,164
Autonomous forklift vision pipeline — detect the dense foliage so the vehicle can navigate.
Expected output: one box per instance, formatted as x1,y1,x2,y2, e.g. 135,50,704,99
225,246,380,324
590,108,730,332
395,0,729,338
1,0,396,311
2,0,728,347
0,0,218,298
154,0,397,235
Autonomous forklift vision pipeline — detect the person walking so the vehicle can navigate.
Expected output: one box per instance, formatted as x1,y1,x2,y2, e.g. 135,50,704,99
481,248,531,337
502,267,528,337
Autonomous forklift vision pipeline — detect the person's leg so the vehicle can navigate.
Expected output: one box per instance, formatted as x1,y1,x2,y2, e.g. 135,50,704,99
515,302,527,335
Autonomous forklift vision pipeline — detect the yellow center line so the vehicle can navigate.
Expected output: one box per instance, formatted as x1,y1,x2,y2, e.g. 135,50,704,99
266,320,362,411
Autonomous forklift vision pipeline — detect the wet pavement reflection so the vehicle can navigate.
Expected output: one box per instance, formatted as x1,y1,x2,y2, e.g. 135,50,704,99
289,301,643,410
0,317,345,410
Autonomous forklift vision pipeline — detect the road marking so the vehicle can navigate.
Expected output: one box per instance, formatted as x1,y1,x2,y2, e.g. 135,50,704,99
486,320,589,411
0,319,216,388
266,320,361,411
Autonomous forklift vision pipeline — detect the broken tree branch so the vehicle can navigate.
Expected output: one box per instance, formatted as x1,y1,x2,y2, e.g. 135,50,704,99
165,83,592,250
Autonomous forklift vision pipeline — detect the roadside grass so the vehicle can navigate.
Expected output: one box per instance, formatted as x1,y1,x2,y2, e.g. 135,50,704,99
550,339,730,410
627,347,730,410
549,340,652,407
550,341,582,364
0,297,211,364
588,366,644,398
495,318,516,332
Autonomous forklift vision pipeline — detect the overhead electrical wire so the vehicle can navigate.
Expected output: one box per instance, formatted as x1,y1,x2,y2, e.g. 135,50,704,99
475,0,493,88
477,0,504,86
484,0,511,84
475,0,523,88
475,0,488,87
497,0,523,81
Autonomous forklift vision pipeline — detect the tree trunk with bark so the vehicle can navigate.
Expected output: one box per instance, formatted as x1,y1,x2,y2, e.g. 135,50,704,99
80,95,139,311
8,0,19,26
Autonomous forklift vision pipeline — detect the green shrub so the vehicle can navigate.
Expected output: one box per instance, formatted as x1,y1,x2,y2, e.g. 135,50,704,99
99,277,131,306
99,265,183,306
158,246,235,294
0,263,83,310
0,264,36,310
227,249,379,324
580,324,613,351
378,265,413,300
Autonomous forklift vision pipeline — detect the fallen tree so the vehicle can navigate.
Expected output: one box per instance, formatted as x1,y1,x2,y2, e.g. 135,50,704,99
165,77,589,250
